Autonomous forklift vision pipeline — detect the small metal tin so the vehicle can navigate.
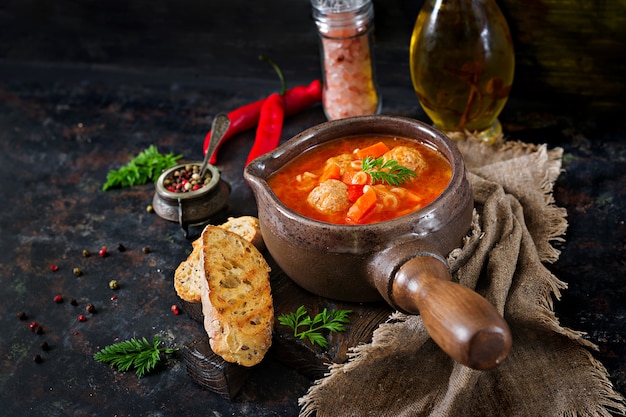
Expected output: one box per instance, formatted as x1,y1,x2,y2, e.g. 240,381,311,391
153,162,230,238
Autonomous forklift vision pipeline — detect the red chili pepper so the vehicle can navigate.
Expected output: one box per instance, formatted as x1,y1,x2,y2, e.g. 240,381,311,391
203,79,322,164
244,56,288,166
245,92,286,166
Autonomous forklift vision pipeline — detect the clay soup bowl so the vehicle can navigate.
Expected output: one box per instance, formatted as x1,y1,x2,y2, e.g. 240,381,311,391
244,115,512,370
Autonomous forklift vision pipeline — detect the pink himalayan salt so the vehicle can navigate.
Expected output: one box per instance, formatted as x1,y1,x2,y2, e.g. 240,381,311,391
321,27,379,119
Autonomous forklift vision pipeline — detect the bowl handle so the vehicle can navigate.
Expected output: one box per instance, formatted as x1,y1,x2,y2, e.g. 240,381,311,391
391,255,512,370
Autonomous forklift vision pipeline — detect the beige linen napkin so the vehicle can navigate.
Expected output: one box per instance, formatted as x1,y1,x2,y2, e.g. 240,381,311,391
299,139,626,417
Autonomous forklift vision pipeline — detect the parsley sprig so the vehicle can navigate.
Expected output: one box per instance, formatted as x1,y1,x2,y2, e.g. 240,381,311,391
102,145,183,191
93,336,177,378
278,305,352,348
361,156,417,186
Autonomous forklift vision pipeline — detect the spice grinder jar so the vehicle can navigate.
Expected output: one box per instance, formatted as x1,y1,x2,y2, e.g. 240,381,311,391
153,162,230,237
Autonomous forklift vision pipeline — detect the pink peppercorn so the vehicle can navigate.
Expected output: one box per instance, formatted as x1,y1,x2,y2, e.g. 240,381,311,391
53,295,63,303
98,246,108,258
171,305,180,315
50,264,59,272
78,315,87,322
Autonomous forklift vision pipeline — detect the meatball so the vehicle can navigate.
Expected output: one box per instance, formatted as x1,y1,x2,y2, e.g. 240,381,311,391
383,146,427,173
307,179,350,213
325,153,354,171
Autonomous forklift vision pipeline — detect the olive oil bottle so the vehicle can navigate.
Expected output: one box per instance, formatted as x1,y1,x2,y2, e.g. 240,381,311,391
409,0,515,143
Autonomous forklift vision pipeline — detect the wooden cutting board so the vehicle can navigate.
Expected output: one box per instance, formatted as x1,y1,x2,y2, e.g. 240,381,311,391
180,253,393,396
268,265,393,379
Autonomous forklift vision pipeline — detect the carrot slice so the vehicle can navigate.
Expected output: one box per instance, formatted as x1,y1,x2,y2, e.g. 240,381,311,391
319,163,341,182
355,142,390,160
346,187,377,223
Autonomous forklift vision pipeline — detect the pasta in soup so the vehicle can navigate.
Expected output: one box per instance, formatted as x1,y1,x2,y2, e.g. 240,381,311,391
267,135,452,225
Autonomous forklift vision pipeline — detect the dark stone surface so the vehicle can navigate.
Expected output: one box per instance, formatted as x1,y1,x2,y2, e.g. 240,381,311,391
0,1,624,416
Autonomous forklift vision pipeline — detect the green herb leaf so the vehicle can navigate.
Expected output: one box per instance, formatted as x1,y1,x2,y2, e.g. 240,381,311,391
102,145,183,191
361,156,417,186
93,336,177,378
278,306,352,348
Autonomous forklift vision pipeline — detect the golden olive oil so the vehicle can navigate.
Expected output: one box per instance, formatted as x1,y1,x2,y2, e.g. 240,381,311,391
409,0,515,136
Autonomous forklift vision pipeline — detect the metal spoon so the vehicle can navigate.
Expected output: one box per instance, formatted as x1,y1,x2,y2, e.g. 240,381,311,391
199,113,230,177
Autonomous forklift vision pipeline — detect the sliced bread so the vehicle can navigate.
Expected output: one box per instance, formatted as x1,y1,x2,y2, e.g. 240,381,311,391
173,238,204,303
199,226,273,367
218,216,265,251
174,216,264,303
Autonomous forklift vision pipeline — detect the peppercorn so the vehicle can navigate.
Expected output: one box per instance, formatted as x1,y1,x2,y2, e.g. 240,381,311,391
171,304,180,315
70,298,78,306
82,249,91,257
73,267,82,277
53,295,63,304
78,315,87,322
29,321,38,331
50,264,59,272
146,205,154,213
109,280,119,290
110,295,118,301
40,341,50,351
17,312,27,320
34,354,43,363
99,246,108,258
86,303,96,314
142,246,151,254
163,164,212,193
117,243,126,252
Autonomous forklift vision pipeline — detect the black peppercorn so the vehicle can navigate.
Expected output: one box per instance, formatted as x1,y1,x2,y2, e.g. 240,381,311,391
117,243,126,252
34,354,43,363
142,247,151,254
70,298,78,306
40,341,50,351
86,303,96,314
17,312,27,320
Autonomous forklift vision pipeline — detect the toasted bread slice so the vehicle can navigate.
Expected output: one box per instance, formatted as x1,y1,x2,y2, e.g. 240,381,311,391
218,216,265,251
199,226,273,367
174,216,264,303
173,238,204,303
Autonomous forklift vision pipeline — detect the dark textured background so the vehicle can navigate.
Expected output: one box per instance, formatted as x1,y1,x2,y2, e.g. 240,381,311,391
1,1,624,416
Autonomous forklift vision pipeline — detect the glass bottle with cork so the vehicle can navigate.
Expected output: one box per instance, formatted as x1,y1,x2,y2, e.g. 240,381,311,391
311,0,382,120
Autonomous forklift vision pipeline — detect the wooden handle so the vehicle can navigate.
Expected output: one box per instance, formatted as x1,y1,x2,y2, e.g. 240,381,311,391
391,256,512,370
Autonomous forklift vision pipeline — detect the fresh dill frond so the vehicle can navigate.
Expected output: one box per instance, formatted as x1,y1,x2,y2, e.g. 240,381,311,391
361,156,417,186
93,336,177,378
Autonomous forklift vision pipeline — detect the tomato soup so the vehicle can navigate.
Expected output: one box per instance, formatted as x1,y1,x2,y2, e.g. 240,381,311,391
267,135,452,225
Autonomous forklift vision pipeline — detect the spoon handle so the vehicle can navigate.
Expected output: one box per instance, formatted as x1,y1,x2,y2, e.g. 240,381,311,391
391,255,512,370
200,113,230,176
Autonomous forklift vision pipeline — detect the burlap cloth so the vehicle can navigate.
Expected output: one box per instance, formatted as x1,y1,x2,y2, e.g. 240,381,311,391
299,139,626,417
